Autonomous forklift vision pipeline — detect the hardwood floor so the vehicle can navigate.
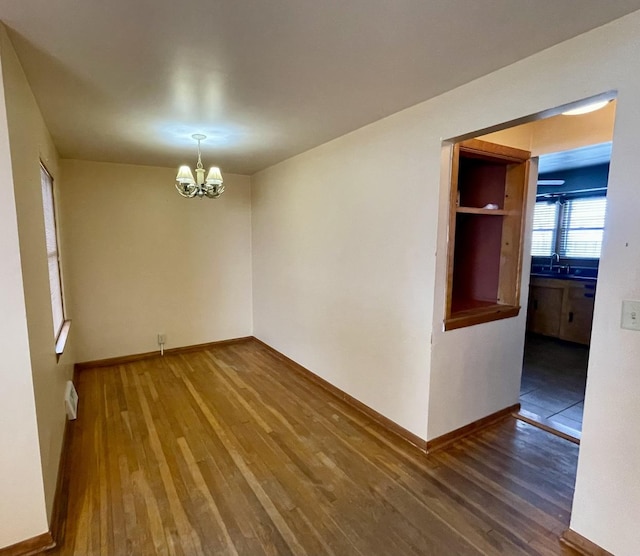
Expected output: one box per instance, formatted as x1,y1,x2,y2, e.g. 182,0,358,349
51,340,579,555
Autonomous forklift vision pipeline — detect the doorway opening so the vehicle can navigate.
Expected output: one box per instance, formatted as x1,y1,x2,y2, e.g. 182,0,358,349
473,97,616,441
434,93,616,541
519,140,612,440
447,94,617,443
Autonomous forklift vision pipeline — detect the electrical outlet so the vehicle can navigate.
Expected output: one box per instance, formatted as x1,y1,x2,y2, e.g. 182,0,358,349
621,300,640,331
157,333,166,345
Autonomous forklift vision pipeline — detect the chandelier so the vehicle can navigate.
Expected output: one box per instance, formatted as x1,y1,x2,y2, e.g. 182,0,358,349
175,134,224,199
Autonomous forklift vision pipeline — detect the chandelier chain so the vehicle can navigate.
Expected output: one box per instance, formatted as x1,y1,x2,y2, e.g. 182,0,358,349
196,138,204,170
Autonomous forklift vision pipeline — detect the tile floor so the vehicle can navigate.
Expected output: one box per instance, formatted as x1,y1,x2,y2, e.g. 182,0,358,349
519,333,589,432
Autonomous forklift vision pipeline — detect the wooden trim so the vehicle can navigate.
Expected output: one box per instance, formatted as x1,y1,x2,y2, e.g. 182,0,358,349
499,158,530,307
444,141,461,322
444,304,520,330
75,336,254,371
458,138,531,162
49,417,72,549
426,403,520,453
252,337,427,451
515,409,581,444
48,365,80,549
0,532,55,556
560,529,613,556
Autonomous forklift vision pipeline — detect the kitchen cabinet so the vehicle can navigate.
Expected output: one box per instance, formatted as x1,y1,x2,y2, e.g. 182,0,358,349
527,284,563,337
527,277,596,345
562,283,596,344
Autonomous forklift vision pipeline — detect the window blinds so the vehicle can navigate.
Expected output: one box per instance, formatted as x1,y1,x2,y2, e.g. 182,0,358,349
531,201,558,257
531,196,607,259
559,196,607,259
41,165,64,338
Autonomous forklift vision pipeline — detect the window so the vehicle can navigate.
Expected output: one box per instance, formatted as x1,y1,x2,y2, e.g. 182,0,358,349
41,164,65,339
559,197,607,258
531,201,559,257
531,195,607,259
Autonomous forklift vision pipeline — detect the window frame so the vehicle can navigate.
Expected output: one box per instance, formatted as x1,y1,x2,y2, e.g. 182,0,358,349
531,192,607,262
40,162,70,359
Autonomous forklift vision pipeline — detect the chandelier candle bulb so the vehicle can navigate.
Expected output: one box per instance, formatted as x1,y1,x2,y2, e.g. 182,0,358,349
175,134,225,199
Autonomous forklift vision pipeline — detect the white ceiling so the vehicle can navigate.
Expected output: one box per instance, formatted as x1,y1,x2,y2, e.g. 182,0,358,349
1,1,639,175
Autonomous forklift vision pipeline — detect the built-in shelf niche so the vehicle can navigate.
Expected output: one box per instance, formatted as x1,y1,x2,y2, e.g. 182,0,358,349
445,139,531,331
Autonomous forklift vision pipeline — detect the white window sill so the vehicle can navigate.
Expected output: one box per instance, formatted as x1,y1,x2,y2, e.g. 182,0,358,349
55,320,71,362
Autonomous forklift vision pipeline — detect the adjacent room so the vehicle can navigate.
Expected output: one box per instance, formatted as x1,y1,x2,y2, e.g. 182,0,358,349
521,142,612,436
476,105,615,440
1,2,639,556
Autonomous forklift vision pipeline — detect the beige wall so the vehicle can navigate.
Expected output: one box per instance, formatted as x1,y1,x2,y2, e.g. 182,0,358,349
428,152,539,438
428,90,615,439
479,100,616,155
252,115,434,438
58,160,253,362
252,12,640,554
2,9,639,554
0,28,49,548
0,26,75,525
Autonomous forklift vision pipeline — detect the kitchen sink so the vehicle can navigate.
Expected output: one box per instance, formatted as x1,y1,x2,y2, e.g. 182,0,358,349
530,266,598,281
530,272,596,282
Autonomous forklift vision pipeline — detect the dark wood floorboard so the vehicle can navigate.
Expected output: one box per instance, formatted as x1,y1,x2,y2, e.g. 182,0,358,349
51,340,579,555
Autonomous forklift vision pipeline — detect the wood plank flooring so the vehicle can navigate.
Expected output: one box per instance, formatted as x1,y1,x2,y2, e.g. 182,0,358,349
51,340,579,555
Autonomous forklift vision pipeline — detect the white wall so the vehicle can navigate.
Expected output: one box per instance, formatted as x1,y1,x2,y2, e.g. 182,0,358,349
252,12,640,554
428,98,616,439
570,75,640,554
251,115,435,438
0,31,49,549
428,152,539,439
0,25,75,524
59,160,253,362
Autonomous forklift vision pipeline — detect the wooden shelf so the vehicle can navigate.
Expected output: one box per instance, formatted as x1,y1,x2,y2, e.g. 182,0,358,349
445,304,521,331
445,138,530,331
456,207,509,216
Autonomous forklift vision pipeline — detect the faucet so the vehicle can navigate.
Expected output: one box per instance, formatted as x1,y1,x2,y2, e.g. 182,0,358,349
549,252,560,271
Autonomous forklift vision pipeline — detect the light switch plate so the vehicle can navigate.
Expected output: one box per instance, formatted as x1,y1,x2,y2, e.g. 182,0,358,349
64,380,78,420
621,300,640,331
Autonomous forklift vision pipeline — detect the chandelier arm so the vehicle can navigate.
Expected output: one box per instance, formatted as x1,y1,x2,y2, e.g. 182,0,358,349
175,182,197,198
